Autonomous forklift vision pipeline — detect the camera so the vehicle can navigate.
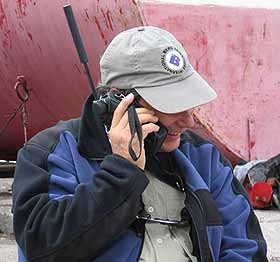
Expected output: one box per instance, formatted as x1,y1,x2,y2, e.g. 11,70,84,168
93,89,168,158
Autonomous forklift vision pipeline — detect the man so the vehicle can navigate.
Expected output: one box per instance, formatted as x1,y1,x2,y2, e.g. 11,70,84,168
13,26,267,261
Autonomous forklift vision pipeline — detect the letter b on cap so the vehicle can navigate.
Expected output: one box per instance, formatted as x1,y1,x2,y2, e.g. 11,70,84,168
169,54,180,67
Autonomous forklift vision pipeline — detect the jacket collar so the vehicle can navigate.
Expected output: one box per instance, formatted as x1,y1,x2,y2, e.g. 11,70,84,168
77,93,112,160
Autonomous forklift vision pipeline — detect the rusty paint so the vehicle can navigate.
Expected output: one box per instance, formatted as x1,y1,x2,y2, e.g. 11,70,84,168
84,8,90,20
247,118,254,160
119,7,123,14
16,0,28,17
193,31,210,75
242,61,249,80
2,51,7,60
0,1,11,51
100,8,110,30
195,50,207,72
2,34,10,48
204,60,212,78
250,140,256,149
27,32,32,40
99,8,113,31
257,59,263,66
94,16,107,45
0,0,6,28
18,22,24,30
200,32,208,47
106,10,114,31
4,29,11,48
262,22,266,38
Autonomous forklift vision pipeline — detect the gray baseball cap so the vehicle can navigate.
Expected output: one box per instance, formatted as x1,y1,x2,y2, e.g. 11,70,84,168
99,26,217,113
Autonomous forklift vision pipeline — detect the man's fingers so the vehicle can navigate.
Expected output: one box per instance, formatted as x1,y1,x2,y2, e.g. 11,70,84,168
139,114,158,125
111,93,134,128
118,112,129,128
135,108,155,115
123,113,158,128
142,123,160,139
119,108,157,129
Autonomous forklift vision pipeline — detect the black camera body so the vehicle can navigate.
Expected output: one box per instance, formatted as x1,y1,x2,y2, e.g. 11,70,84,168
93,90,168,157
95,90,140,127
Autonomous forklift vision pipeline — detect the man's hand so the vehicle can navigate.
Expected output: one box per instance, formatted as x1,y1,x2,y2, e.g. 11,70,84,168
109,93,159,170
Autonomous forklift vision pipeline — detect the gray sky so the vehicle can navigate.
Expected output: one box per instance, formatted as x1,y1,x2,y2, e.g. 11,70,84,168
142,0,280,9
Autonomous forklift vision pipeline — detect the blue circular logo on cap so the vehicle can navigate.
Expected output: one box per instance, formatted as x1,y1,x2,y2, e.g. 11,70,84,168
161,47,186,74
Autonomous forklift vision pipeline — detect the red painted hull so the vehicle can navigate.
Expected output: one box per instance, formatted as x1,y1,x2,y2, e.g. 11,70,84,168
0,0,143,160
1,0,279,164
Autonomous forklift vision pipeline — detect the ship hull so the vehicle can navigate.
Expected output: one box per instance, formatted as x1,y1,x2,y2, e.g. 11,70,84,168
1,0,280,164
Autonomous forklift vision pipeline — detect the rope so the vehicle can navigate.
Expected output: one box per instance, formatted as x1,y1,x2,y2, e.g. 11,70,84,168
0,76,30,143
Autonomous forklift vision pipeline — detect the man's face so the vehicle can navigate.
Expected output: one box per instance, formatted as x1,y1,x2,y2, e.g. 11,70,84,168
140,99,195,152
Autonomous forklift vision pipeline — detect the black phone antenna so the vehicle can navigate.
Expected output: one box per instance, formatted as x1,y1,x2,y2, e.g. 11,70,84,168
63,4,97,99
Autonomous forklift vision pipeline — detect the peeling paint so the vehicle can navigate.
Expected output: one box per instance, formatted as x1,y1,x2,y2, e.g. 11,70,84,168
0,0,6,28
100,9,109,30
106,10,114,31
94,16,108,45
242,61,249,80
27,32,32,40
2,51,7,60
2,30,11,49
257,59,263,66
84,8,90,20
193,30,209,74
99,8,113,31
18,22,24,30
0,0,11,50
250,140,256,149
16,0,28,17
262,22,266,38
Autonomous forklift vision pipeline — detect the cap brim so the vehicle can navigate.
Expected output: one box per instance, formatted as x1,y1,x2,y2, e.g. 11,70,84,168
135,70,217,113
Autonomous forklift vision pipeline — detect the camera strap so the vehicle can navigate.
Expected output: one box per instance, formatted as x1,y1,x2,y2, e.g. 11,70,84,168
127,105,143,161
